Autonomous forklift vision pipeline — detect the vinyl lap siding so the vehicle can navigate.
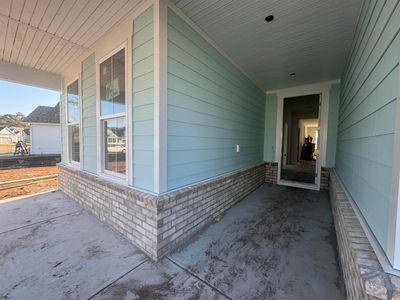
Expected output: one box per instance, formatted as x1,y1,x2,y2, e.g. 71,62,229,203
60,83,68,163
81,54,97,174
336,1,400,251
167,9,265,190
132,6,154,191
325,83,340,167
264,93,277,162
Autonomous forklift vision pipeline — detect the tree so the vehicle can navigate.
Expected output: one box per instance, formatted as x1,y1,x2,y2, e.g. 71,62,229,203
0,112,27,128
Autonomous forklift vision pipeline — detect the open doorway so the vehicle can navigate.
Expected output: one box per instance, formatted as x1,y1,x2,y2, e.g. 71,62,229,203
280,94,320,187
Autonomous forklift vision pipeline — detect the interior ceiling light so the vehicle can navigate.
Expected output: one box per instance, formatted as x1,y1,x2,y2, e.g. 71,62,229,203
290,73,296,76
265,15,274,22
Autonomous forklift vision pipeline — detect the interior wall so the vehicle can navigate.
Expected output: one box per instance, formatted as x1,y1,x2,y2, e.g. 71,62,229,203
335,1,400,254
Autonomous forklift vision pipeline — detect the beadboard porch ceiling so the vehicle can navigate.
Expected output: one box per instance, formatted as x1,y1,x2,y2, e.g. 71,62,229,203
0,0,143,75
173,0,363,90
0,0,363,91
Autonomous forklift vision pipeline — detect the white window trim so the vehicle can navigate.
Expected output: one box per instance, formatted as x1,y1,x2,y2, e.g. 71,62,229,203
65,77,82,168
96,42,130,184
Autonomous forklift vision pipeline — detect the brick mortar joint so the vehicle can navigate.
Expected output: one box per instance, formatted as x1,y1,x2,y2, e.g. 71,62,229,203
328,170,397,299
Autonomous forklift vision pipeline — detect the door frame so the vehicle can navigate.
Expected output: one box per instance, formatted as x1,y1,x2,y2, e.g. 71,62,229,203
270,80,338,191
278,94,321,190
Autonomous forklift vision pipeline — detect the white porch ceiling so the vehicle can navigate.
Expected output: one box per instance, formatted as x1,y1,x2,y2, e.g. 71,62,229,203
173,0,363,91
0,0,143,75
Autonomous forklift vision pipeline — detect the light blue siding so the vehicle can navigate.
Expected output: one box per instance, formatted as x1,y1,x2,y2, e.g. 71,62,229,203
132,6,154,191
263,93,278,162
60,80,68,163
167,9,265,190
81,53,97,174
336,1,400,252
325,83,340,167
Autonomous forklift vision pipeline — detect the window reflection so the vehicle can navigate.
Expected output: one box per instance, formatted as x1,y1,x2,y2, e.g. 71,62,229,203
67,80,79,123
104,117,126,174
100,49,125,116
70,125,80,163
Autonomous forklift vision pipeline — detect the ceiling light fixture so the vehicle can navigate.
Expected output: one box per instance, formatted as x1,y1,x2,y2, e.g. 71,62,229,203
265,15,274,22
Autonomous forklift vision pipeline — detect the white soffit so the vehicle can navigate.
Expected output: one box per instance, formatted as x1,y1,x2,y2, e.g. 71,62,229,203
0,0,143,76
173,0,363,91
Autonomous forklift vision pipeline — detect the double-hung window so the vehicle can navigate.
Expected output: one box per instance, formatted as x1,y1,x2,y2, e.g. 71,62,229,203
99,48,126,177
67,80,80,164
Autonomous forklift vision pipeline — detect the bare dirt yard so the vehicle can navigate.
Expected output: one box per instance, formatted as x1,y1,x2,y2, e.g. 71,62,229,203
0,166,58,201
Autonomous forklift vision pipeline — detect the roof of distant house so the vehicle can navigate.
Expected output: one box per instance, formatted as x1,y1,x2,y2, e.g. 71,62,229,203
24,103,60,124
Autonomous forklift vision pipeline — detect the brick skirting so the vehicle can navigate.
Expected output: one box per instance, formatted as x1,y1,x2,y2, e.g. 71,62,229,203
59,163,265,260
59,165,158,259
265,162,278,184
320,167,330,191
329,170,400,299
156,163,266,256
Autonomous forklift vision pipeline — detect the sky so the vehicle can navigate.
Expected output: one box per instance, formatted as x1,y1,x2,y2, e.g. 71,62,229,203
0,80,60,116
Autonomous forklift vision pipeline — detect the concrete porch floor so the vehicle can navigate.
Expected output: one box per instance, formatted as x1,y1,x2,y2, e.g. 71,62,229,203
0,185,345,299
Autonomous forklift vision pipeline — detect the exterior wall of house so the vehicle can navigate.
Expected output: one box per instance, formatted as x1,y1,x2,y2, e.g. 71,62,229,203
166,9,266,190
30,124,61,155
325,83,340,167
60,80,68,163
335,1,400,253
82,54,97,174
59,162,265,260
132,6,154,191
263,93,278,163
0,128,19,144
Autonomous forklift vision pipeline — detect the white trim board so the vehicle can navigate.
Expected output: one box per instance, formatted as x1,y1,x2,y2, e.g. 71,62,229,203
0,60,62,91
153,0,168,194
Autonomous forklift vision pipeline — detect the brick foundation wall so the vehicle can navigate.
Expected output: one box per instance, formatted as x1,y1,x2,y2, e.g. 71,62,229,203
59,163,265,260
320,167,330,190
59,166,158,259
329,170,400,299
265,162,278,184
157,163,266,256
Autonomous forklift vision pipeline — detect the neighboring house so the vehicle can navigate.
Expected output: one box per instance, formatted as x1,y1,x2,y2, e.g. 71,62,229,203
23,104,61,155
0,127,20,144
1,0,400,297
22,128,30,144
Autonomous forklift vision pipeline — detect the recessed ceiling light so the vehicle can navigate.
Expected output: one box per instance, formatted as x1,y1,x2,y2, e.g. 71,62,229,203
290,73,296,76
265,15,274,22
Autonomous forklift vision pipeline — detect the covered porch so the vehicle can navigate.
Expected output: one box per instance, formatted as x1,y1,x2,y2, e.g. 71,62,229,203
0,185,343,299
1,0,400,299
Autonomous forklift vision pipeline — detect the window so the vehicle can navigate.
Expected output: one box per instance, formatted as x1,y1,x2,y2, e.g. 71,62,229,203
67,80,80,163
99,48,126,177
